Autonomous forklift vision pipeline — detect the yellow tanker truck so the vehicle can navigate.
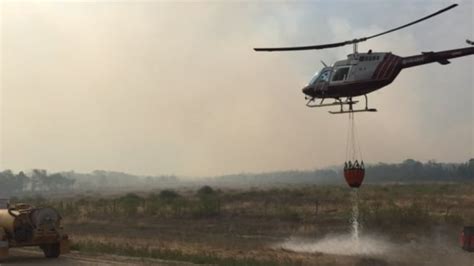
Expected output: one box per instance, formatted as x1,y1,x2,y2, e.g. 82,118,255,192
0,202,69,260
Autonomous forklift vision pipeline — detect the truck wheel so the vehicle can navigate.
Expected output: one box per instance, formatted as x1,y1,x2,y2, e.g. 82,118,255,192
41,243,60,258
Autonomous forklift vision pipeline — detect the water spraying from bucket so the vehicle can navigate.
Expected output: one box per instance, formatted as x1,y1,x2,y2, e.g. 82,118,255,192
350,190,360,244
278,189,395,256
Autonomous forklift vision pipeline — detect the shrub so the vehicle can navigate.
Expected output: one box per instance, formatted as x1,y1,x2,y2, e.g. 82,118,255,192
118,193,143,215
197,185,215,197
159,190,180,201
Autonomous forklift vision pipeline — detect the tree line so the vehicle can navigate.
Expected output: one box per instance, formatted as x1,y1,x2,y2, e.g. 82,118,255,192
365,158,474,183
0,169,74,196
0,159,472,196
212,159,474,186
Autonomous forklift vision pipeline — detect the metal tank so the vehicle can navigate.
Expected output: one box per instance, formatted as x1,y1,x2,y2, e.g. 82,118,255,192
0,203,69,260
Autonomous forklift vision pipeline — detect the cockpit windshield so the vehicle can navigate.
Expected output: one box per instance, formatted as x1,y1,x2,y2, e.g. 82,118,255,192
308,68,332,85
308,72,319,85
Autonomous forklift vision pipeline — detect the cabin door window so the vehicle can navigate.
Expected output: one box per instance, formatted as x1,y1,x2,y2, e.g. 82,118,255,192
332,67,350,82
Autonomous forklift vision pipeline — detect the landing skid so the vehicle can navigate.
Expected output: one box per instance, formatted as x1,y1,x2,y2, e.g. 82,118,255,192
306,98,358,108
329,108,377,114
328,95,377,114
303,95,377,114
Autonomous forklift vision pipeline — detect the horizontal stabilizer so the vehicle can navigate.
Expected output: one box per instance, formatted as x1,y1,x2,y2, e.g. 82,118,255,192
421,51,450,65
437,59,451,65
467,39,474,45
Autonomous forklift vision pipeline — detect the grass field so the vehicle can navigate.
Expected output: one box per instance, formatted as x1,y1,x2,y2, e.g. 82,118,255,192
15,183,474,265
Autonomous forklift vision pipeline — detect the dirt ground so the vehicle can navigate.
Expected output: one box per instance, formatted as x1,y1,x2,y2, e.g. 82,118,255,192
5,240,473,266
64,222,474,266
5,248,198,265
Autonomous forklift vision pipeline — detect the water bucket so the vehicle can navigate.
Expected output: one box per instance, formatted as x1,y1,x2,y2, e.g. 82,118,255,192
343,167,365,188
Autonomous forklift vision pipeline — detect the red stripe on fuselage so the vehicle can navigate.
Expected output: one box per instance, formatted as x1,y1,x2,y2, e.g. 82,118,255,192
372,54,391,79
372,55,388,79
386,57,402,80
380,55,397,79
377,55,396,79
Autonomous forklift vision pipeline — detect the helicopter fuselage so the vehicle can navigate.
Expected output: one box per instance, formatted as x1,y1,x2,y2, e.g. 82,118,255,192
302,46,474,99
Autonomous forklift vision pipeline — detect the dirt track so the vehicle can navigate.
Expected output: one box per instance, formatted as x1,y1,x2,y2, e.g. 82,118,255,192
3,248,197,265
5,246,474,266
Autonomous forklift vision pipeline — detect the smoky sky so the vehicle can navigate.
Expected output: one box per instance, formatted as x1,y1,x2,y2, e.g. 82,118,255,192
0,1,472,177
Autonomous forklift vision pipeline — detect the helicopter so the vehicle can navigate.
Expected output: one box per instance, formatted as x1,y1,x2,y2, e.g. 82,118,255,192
254,4,474,114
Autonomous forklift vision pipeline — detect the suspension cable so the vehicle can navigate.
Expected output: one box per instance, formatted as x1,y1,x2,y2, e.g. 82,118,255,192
345,112,352,162
345,112,363,163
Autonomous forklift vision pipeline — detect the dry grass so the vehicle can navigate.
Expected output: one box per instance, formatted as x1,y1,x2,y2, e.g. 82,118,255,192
16,183,474,265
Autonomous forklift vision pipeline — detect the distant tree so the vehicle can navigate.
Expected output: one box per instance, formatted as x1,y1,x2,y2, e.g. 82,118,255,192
197,186,215,197
28,171,74,192
47,173,75,191
467,159,474,180
195,186,220,218
159,190,180,202
401,159,423,179
0,170,14,195
31,169,48,191
17,171,29,192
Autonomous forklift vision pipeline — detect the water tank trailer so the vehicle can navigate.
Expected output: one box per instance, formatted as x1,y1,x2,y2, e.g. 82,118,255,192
0,202,69,260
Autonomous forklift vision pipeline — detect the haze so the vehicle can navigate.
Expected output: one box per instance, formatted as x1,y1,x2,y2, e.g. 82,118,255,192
0,1,472,177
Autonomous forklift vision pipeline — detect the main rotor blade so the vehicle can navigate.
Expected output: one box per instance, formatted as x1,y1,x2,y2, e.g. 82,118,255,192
365,3,458,40
253,4,458,52
253,40,351,52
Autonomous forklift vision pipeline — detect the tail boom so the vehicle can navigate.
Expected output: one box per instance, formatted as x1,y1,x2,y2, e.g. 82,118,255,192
401,46,474,68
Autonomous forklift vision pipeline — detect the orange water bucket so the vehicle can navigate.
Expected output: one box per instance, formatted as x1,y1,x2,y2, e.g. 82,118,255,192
343,167,365,188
